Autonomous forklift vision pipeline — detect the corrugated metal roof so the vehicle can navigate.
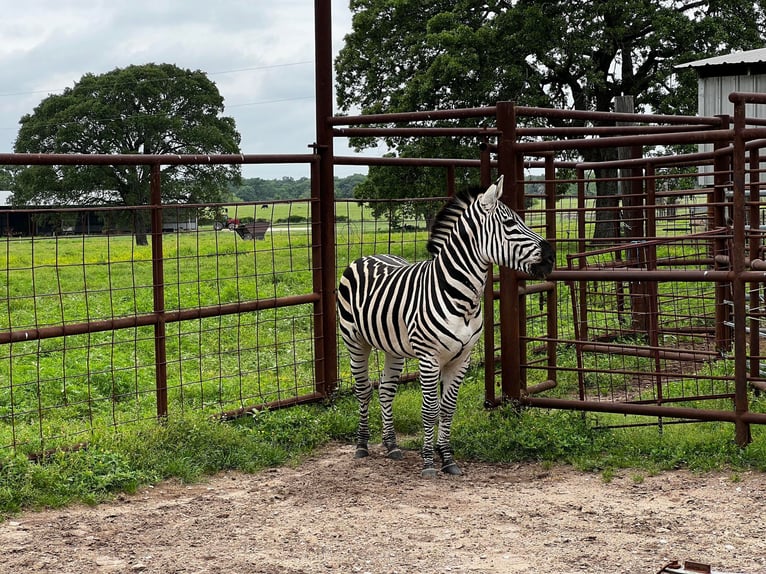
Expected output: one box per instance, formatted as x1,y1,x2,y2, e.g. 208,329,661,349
676,47,766,69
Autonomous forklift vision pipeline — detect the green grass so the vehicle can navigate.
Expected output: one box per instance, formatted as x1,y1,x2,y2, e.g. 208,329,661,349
1,372,764,519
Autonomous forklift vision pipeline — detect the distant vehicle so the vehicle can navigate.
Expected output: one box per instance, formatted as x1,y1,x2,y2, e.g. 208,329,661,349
213,217,240,231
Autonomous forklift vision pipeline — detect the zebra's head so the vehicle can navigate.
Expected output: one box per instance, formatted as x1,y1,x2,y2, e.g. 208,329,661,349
477,176,554,279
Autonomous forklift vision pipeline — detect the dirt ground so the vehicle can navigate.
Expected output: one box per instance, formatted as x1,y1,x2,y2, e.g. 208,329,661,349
1,443,765,574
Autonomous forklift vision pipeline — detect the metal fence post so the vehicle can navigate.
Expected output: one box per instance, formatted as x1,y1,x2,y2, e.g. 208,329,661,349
496,101,522,401
313,0,338,397
150,162,168,418
729,95,752,446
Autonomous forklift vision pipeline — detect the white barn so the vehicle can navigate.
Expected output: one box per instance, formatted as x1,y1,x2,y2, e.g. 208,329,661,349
676,47,766,119
676,48,766,188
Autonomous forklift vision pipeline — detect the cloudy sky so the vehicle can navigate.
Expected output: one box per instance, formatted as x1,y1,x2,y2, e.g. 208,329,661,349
0,0,373,179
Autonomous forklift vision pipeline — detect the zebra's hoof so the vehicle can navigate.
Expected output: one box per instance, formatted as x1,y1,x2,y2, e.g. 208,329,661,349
354,446,369,459
421,467,438,478
386,447,403,460
441,462,462,476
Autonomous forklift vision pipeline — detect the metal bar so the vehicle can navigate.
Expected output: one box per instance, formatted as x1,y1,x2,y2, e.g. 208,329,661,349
518,124,714,137
496,101,521,401
515,138,529,393
314,0,338,397
731,96,753,446
730,91,766,105
330,105,722,127
544,154,558,385
522,396,766,425
516,129,737,153
329,106,498,126
333,127,502,138
150,164,168,419
481,144,496,407
513,106,723,126
749,146,763,393
579,342,712,362
216,392,327,421
333,155,485,167
549,269,766,281
0,152,317,166
0,294,320,345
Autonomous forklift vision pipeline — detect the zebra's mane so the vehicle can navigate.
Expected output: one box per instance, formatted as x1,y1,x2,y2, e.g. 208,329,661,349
426,186,485,257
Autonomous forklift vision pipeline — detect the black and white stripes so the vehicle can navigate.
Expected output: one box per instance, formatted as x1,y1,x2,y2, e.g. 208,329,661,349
337,176,554,476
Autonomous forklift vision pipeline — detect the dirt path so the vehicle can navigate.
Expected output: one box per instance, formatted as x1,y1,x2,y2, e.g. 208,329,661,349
1,443,764,573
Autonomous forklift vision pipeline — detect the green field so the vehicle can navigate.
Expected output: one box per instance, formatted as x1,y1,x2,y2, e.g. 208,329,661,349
0,203,438,456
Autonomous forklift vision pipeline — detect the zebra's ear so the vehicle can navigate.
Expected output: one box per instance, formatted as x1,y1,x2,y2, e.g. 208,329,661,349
479,175,504,211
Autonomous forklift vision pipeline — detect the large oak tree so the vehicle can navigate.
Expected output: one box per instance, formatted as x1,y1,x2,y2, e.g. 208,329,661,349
336,0,766,234
13,63,241,244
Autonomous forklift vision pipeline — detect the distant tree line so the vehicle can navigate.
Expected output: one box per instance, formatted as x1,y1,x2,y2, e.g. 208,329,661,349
231,174,366,202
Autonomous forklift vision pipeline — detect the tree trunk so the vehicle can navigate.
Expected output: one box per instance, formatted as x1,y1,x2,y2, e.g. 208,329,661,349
134,209,149,246
583,146,620,240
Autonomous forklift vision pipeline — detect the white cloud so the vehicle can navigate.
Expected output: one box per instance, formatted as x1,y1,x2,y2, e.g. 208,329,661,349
0,0,367,179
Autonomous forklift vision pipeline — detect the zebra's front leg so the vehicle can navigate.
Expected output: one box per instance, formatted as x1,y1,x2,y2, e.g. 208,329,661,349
380,354,405,460
418,360,441,477
435,357,471,475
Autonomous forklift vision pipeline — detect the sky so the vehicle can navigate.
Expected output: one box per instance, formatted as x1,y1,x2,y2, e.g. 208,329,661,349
0,0,375,180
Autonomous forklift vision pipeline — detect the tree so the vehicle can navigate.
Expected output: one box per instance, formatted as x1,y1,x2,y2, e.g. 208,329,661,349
336,0,766,235
0,167,15,191
13,63,241,244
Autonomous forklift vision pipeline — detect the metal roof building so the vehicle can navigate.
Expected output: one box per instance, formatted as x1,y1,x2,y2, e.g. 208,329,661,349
676,48,766,185
676,47,766,119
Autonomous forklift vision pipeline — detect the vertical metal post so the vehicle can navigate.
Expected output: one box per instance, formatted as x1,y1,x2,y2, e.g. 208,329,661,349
150,163,168,418
749,147,763,392
480,142,496,405
713,115,733,350
730,96,752,446
446,165,456,197
313,0,338,396
496,101,522,401
544,154,558,383
644,163,663,405
574,166,588,400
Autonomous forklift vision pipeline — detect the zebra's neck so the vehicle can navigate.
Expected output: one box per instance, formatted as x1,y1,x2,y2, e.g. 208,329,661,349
430,233,490,315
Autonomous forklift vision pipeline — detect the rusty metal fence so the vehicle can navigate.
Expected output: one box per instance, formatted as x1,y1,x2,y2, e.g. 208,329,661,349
332,95,766,446
4,94,766,455
0,153,336,455
497,95,766,446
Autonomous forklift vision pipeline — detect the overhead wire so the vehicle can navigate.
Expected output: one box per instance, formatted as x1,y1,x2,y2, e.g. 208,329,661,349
0,60,316,133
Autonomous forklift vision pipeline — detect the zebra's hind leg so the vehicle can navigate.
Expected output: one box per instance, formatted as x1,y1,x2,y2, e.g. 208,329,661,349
349,343,373,459
380,353,405,460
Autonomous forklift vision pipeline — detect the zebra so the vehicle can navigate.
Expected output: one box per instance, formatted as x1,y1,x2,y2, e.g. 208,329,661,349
336,176,554,477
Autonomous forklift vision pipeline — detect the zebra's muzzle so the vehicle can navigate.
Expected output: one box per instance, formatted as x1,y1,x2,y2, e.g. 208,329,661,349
529,240,555,279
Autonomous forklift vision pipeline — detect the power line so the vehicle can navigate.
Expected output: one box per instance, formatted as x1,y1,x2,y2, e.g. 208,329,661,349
0,60,315,99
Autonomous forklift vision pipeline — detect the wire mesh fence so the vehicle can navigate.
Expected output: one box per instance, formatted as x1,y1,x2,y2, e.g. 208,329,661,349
0,198,325,454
